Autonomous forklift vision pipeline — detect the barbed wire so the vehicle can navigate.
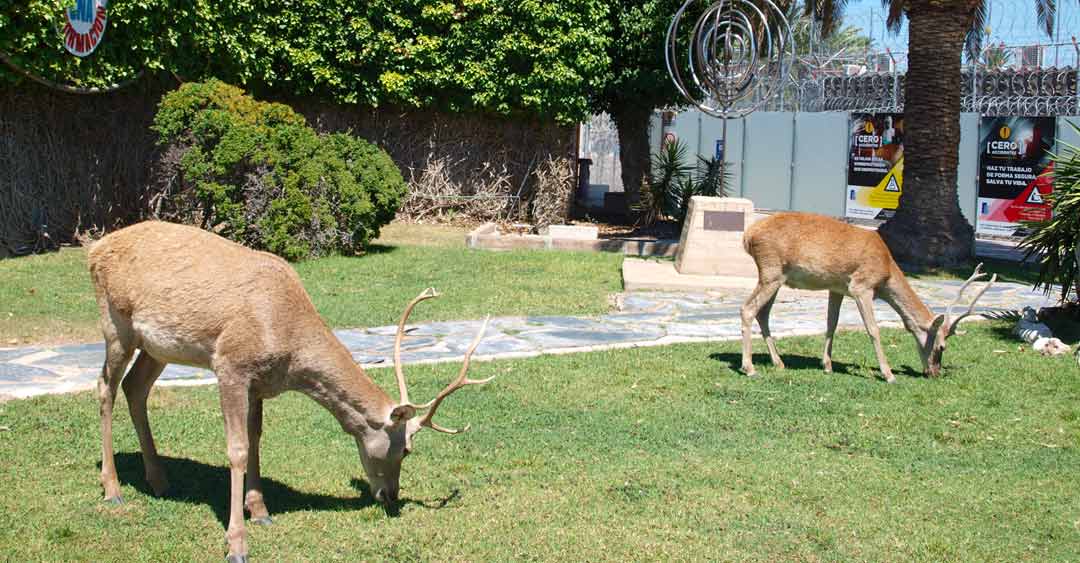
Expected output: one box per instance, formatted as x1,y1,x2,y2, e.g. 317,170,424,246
841,0,1080,61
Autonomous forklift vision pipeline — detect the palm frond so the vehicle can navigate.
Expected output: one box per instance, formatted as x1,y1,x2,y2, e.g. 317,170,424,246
965,1,989,61
803,0,852,38
1019,120,1080,303
1035,0,1055,37
883,0,904,33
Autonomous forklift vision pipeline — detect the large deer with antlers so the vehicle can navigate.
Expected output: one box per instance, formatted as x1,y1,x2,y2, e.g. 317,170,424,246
88,221,494,563
740,213,996,382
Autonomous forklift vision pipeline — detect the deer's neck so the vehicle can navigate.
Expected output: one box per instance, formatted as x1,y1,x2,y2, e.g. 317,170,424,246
293,340,394,435
880,267,936,340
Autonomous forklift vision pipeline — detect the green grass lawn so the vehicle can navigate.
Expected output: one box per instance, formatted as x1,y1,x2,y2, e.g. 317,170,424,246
1,323,1076,561
0,223,622,346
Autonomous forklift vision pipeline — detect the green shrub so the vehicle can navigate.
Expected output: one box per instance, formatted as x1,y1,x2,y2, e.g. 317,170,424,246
152,80,406,260
635,139,732,227
1020,120,1080,302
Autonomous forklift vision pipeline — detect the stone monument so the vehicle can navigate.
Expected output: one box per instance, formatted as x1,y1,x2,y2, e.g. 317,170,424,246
674,196,758,278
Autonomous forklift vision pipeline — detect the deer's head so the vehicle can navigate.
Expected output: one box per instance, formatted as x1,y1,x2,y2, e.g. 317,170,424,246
357,289,494,505
920,264,997,377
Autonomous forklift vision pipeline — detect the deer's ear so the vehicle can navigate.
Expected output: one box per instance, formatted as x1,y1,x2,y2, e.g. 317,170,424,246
389,404,417,426
930,314,947,336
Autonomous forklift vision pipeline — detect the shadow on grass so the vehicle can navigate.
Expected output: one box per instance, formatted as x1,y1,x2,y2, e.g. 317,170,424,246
112,453,455,527
708,352,923,380
361,244,400,256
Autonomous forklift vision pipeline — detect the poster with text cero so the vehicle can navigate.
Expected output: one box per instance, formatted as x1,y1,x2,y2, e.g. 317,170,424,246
845,113,904,220
976,116,1055,237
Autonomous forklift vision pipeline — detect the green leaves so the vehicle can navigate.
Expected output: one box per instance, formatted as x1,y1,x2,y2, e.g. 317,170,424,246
1019,120,1080,302
635,138,733,227
1,0,611,123
153,80,407,261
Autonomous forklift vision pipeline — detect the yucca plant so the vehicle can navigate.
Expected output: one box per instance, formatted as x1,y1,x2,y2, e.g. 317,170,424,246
668,156,734,227
636,139,694,227
1020,120,1080,302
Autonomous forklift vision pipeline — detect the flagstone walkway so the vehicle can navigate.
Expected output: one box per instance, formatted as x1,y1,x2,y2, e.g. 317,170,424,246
0,278,1049,401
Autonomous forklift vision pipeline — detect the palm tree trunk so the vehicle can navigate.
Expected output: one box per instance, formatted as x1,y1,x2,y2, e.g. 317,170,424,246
878,1,975,268
611,104,654,218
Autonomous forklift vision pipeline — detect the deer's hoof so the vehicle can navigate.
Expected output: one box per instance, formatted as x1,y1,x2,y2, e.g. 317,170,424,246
226,555,248,563
147,476,170,497
103,495,124,506
251,516,273,526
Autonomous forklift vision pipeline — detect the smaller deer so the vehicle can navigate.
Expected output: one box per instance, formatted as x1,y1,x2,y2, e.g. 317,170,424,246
89,221,496,562
740,213,996,382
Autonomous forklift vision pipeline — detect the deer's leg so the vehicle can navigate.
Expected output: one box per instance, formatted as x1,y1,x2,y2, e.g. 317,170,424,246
756,290,785,369
244,396,271,525
99,338,133,504
121,351,169,496
852,292,895,383
822,292,843,373
741,280,783,376
218,378,251,563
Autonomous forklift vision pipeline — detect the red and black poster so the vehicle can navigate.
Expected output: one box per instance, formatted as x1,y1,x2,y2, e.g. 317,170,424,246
976,116,1055,237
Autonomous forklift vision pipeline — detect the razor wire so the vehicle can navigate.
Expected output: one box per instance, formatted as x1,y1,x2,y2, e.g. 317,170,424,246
813,65,1078,115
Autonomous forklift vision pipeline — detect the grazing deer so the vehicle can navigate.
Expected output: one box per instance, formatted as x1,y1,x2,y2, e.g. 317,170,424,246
740,213,996,382
88,221,495,563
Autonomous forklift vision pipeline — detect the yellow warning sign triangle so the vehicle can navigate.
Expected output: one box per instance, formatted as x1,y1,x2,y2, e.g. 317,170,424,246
866,157,903,210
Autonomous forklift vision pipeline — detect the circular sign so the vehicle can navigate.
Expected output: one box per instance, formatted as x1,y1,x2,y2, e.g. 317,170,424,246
63,0,109,57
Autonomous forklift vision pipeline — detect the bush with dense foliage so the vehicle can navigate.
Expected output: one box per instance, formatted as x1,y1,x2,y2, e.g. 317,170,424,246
1021,121,1080,302
0,0,609,123
152,80,406,261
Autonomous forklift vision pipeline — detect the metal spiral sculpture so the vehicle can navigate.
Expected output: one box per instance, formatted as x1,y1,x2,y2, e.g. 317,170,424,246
665,0,794,118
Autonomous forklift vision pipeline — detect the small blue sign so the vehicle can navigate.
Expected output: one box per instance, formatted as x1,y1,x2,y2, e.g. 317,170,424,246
714,139,725,161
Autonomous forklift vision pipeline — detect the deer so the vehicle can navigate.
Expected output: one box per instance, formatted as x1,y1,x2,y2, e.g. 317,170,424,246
740,212,996,382
87,221,496,563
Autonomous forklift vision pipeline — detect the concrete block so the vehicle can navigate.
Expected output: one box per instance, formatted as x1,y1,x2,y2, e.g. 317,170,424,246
543,225,599,240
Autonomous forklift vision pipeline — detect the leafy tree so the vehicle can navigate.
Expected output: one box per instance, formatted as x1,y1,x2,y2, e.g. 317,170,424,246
590,0,687,214
806,0,1063,268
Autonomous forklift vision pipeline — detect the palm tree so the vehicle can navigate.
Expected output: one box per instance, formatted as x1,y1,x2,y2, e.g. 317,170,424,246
980,42,1012,71
806,0,1059,268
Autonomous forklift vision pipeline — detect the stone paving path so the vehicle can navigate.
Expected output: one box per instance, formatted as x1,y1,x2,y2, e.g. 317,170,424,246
0,279,1050,400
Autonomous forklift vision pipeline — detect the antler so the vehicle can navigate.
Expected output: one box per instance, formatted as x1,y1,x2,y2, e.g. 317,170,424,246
414,317,494,434
393,288,440,404
392,289,495,434
945,263,998,336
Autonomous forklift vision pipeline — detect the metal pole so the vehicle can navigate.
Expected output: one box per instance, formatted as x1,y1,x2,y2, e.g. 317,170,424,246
720,114,728,192
1054,3,1062,67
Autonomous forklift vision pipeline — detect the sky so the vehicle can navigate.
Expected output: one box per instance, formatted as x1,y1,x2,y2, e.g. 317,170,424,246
838,0,1079,60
